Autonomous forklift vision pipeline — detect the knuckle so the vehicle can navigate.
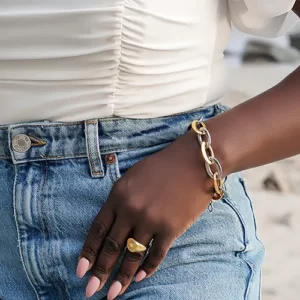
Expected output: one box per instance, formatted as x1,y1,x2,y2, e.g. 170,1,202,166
160,221,176,236
125,199,143,215
151,248,167,261
103,236,123,254
117,270,132,282
143,260,157,271
143,247,167,271
82,241,98,258
112,179,145,213
92,263,110,276
126,251,144,263
92,219,108,239
143,210,159,225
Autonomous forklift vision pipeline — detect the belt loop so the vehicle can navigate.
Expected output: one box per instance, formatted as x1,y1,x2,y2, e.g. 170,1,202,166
85,119,104,178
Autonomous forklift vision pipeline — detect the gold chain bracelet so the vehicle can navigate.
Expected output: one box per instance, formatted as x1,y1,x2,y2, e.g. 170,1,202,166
190,120,224,201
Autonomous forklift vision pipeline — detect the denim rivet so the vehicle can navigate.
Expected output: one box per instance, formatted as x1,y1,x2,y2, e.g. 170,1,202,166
105,154,116,164
12,134,32,153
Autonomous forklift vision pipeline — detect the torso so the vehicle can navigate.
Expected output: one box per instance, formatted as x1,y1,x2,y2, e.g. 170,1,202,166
0,1,234,123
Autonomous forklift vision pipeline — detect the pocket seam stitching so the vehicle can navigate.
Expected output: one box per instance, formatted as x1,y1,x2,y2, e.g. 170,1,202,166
222,197,249,252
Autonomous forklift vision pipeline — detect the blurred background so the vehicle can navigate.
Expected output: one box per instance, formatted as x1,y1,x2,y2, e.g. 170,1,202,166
224,24,300,300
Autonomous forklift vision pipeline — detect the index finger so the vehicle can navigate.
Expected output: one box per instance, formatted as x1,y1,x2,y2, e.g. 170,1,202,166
76,204,115,278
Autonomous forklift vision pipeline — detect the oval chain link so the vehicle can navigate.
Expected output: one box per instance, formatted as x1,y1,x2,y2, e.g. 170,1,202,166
191,120,224,200
201,142,214,165
205,157,223,180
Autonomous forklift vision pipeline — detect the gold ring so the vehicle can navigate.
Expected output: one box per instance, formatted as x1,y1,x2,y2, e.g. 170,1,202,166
127,238,147,253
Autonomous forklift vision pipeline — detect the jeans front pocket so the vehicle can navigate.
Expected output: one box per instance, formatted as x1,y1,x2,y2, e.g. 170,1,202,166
115,142,171,180
223,173,265,300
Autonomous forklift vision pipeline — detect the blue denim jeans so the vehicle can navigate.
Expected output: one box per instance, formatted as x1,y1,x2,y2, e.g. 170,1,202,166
0,103,265,300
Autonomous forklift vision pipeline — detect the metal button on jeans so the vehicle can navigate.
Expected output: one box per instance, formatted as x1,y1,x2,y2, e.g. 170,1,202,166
12,134,32,153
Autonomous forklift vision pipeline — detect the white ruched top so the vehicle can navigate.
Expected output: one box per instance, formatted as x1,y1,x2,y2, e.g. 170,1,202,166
0,0,298,123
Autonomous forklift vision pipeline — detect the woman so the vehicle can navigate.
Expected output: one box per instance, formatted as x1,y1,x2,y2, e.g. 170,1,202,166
0,1,299,299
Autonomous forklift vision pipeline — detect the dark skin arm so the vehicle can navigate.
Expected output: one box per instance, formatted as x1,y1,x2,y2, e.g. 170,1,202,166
206,64,300,178
294,1,300,17
79,68,300,300
209,3,299,176
77,5,300,300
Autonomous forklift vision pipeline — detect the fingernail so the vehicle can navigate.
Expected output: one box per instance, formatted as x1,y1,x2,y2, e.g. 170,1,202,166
107,281,122,300
135,270,147,282
86,276,101,298
76,257,90,278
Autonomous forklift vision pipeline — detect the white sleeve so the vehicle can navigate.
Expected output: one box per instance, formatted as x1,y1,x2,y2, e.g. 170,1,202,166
229,0,299,37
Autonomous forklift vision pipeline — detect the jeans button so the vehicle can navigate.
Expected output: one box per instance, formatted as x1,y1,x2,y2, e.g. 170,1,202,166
12,134,32,152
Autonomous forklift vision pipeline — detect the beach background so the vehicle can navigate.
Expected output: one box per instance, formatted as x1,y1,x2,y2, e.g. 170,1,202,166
224,26,300,300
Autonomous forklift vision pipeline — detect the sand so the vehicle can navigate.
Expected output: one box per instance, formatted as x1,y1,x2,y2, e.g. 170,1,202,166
224,62,300,300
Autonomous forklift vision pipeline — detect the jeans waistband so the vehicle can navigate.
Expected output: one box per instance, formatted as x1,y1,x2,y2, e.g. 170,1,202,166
0,104,224,167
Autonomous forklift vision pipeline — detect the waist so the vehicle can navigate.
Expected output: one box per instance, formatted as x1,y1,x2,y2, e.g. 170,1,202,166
0,58,226,123
0,103,226,163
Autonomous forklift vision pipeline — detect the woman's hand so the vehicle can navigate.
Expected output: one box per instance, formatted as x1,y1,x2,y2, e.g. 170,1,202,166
76,129,215,299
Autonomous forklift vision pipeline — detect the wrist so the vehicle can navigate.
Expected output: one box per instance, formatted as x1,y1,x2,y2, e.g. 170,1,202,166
183,129,218,192
185,120,230,199
200,116,233,178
